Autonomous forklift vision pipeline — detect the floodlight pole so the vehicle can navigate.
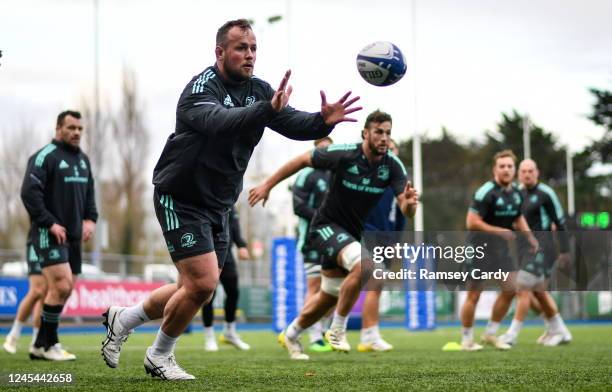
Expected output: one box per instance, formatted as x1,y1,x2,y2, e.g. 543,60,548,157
92,0,102,268
411,0,424,232
523,115,531,159
566,147,575,216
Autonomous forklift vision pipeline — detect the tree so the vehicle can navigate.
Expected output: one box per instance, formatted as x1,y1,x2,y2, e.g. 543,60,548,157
482,110,567,184
105,68,151,261
587,87,612,163
0,124,41,248
397,129,475,230
79,94,112,253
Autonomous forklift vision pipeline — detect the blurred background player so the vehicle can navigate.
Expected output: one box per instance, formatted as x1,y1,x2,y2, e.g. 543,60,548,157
21,110,97,361
2,241,46,355
292,136,333,353
358,138,405,353
100,19,361,380
249,110,417,360
461,150,537,351
498,158,572,346
202,206,251,352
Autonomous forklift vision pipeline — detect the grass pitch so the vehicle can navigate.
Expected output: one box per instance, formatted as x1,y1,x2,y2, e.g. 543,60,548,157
1,325,610,391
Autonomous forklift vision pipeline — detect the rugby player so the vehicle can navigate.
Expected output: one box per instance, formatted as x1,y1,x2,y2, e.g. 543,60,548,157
100,18,361,380
461,150,538,351
249,110,418,360
498,159,572,346
292,137,333,352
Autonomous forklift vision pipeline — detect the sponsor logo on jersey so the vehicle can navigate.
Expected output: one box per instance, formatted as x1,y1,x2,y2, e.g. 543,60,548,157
64,165,88,183
80,159,88,170
530,194,538,203
59,160,69,169
362,178,371,185
181,233,197,248
496,198,505,206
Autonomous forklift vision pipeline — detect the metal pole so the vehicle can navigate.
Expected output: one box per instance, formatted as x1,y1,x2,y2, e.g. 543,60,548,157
92,0,102,268
523,115,531,159
566,147,575,216
411,0,424,232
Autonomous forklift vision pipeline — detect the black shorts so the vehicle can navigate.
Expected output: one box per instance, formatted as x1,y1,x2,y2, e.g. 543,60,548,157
307,222,357,271
153,188,230,268
30,227,83,275
26,241,42,275
300,242,322,278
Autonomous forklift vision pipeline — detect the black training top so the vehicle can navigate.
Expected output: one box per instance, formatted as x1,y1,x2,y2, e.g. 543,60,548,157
21,139,98,241
152,65,334,211
520,182,569,252
310,143,408,239
468,180,523,230
292,166,330,250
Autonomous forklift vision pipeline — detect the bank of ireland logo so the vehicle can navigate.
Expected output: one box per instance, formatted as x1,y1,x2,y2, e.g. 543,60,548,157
377,165,389,181
180,233,197,248
49,249,61,260
362,178,371,185
73,165,80,177
245,96,256,107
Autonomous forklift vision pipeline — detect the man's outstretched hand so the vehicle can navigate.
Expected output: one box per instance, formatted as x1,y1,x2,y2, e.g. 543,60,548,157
320,90,362,126
248,183,270,207
271,70,293,112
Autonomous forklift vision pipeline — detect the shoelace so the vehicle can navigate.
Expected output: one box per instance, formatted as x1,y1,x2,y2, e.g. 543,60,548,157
329,330,344,344
105,324,129,350
166,354,189,377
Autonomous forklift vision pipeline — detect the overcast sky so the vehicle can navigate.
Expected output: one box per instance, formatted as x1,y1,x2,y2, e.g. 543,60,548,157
1,0,611,178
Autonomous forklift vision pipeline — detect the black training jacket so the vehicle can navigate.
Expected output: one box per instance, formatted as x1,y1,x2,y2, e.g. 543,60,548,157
21,139,98,241
153,65,334,211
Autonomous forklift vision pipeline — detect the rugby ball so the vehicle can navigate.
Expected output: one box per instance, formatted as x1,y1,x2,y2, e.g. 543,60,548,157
356,41,407,87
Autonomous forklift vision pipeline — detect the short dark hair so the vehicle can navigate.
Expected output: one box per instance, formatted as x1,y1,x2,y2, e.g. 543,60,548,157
364,109,392,130
57,110,81,127
362,109,392,139
492,149,517,167
216,19,252,47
